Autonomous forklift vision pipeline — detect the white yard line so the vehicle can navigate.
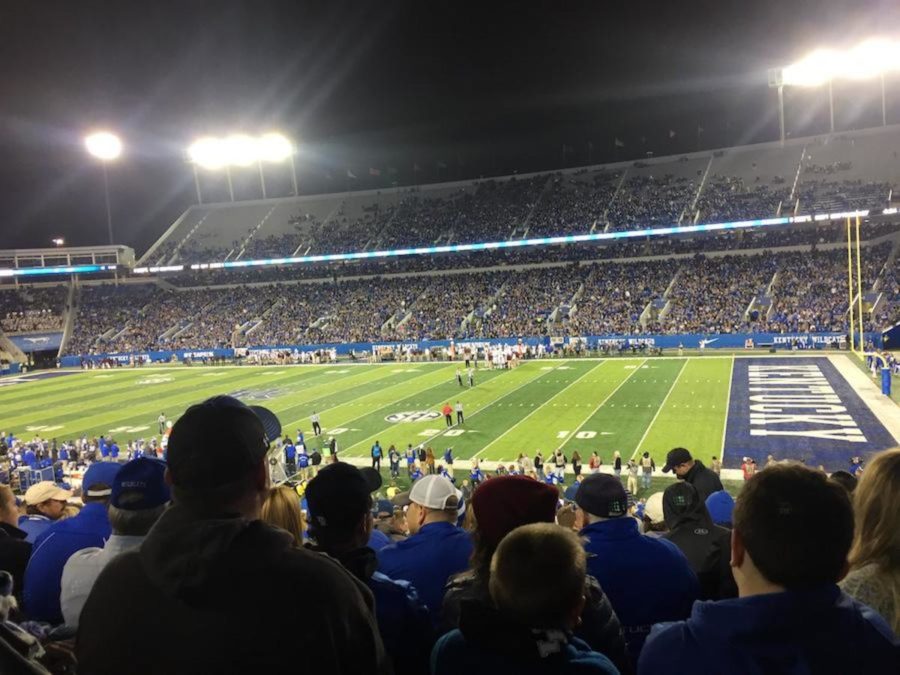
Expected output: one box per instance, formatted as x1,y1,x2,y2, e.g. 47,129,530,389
828,354,900,444
719,355,736,465
558,359,647,450
472,361,608,459
630,359,689,460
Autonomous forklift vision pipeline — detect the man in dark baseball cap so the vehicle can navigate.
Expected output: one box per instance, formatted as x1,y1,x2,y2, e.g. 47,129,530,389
77,396,389,675
575,473,699,663
662,447,723,502
306,462,431,675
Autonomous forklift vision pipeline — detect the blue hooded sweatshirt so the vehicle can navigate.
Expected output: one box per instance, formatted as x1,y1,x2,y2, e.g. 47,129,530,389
639,585,899,675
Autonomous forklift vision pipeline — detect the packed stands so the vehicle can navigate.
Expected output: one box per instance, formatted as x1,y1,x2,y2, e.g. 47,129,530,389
0,285,68,334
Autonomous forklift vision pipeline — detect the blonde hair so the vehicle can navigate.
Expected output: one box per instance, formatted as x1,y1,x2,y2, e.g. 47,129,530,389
849,448,900,631
489,523,585,628
261,486,305,546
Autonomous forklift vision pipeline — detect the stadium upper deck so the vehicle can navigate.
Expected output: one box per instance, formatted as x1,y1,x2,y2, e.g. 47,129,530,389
141,125,900,267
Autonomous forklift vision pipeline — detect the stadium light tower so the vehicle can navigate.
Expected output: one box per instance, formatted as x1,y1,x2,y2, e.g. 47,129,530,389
187,133,297,203
769,39,900,144
84,131,122,244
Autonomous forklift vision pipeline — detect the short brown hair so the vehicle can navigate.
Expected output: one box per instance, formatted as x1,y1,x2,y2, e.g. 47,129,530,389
734,463,853,589
488,523,585,628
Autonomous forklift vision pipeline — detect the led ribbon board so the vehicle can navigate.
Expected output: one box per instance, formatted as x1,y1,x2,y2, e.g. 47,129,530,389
0,264,118,278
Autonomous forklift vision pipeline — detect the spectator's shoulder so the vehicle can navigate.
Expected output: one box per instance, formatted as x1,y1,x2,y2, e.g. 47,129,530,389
638,620,693,673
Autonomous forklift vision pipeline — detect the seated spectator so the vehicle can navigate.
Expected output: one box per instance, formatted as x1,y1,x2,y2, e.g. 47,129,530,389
661,448,723,502
366,500,395,552
661,482,736,600
829,470,858,495
60,457,169,627
442,475,630,674
18,482,72,544
378,474,473,626
0,485,31,607
306,462,432,675
575,474,699,663
23,461,121,624
704,489,734,528
640,463,899,674
76,396,388,674
432,523,620,675
260,485,305,546
840,447,900,635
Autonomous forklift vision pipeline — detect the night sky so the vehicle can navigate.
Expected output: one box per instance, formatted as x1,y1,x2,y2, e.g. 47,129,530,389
1,0,897,253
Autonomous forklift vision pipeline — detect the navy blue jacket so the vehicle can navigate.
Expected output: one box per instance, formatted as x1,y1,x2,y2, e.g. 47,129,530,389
581,517,698,663
639,585,899,674
314,545,432,675
378,521,473,626
23,502,111,624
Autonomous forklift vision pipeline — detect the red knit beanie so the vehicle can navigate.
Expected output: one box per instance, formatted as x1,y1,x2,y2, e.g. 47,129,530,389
472,475,559,547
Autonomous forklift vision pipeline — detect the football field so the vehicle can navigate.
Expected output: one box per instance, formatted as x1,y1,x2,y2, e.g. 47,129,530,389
2,355,897,471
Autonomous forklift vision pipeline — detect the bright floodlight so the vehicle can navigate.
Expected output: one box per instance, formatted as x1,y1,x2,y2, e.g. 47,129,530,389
782,38,900,86
84,132,122,161
51,237,65,246
188,137,229,170
258,133,293,162
223,134,258,167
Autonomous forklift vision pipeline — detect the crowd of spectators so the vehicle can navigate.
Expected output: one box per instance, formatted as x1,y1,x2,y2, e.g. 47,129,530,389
797,179,891,214
606,175,697,232
566,260,677,335
1,402,897,673
0,286,68,334
60,234,900,355
665,254,778,333
694,176,787,223
526,172,619,237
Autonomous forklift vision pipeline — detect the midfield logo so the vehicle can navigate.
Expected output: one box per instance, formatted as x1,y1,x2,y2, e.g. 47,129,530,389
385,411,442,424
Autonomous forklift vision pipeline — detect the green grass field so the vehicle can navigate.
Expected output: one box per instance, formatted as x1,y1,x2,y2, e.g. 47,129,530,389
0,357,736,468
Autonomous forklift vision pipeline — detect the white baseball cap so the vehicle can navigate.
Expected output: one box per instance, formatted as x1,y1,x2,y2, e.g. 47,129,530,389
396,475,461,510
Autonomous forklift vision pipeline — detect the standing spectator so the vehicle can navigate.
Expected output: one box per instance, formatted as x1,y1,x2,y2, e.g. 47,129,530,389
572,451,583,479
639,463,898,674
18,481,72,543
310,410,322,436
441,476,630,675
765,454,777,468
60,457,169,627
76,396,388,675
626,459,639,496
840,447,900,635
378,475,473,627
306,462,432,675
455,401,464,425
442,403,454,428
662,448,723,502
613,451,622,477
640,452,655,490
260,485,305,547
388,445,401,479
741,457,756,481
576,473,698,663
371,440,383,472
283,437,296,477
432,524,620,675
24,461,121,624
661,482,736,600
710,455,722,476
554,450,567,481
0,485,31,607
